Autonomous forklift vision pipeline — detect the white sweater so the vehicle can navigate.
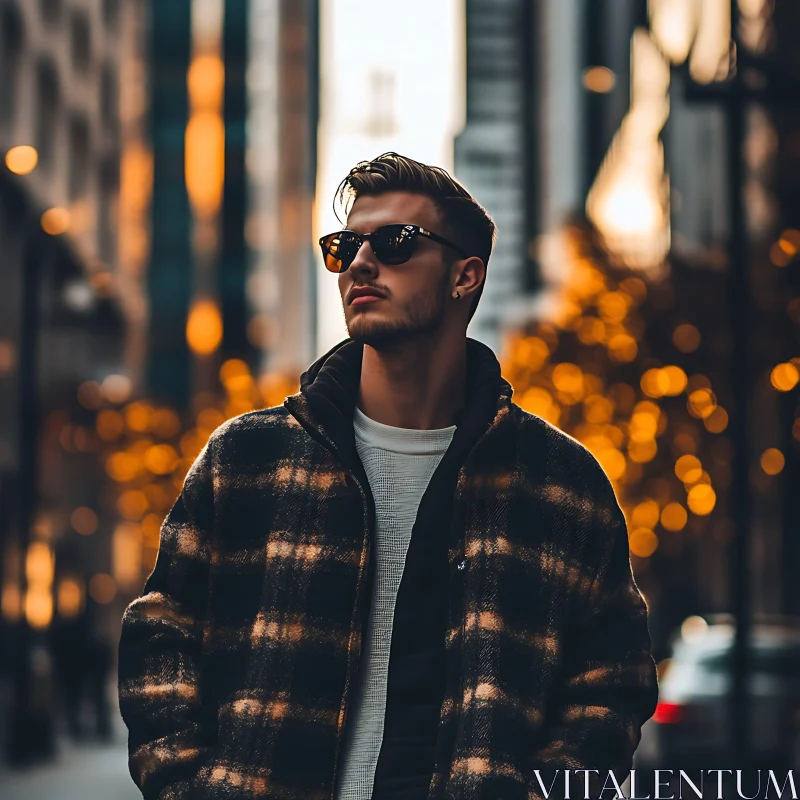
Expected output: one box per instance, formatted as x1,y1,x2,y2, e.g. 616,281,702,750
333,404,457,800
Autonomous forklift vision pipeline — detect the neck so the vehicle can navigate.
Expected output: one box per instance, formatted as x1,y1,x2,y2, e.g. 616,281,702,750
356,330,467,430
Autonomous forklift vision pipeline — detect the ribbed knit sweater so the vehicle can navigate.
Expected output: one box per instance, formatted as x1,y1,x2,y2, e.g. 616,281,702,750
333,406,457,800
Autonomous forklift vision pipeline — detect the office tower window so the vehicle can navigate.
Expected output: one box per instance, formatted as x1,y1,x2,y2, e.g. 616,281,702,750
68,115,91,199
40,0,63,25
100,62,118,134
0,5,23,128
70,9,92,74
103,0,120,32
98,154,119,262
36,60,60,171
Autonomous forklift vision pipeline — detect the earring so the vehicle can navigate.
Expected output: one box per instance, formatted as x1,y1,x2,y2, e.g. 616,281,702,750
452,290,461,299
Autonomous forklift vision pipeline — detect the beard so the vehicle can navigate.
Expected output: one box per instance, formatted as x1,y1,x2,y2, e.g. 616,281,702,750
345,269,451,350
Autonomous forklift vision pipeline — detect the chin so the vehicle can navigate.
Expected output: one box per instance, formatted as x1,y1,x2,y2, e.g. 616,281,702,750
347,324,404,349
346,316,442,350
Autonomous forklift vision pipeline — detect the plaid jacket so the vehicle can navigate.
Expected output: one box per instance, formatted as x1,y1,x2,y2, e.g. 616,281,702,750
118,337,658,800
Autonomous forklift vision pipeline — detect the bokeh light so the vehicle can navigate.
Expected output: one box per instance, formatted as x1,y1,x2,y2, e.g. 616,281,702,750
687,388,717,419
71,506,99,536
760,448,785,475
40,207,71,235
5,145,39,175
89,573,117,604
631,499,661,529
703,407,729,433
118,490,149,520
25,590,53,629
630,528,659,557
770,241,793,267
770,362,799,392
187,299,223,355
520,387,560,425
56,577,84,619
687,484,716,515
607,333,638,362
102,374,133,404
672,323,701,353
26,542,54,586
583,66,616,93
552,362,585,404
125,402,153,432
661,502,688,531
144,444,179,475
97,410,125,440
106,452,142,482
78,381,104,410
675,454,703,483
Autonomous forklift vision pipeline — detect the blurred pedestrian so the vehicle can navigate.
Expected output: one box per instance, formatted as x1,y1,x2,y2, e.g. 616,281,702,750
85,630,113,741
50,595,113,742
49,604,90,740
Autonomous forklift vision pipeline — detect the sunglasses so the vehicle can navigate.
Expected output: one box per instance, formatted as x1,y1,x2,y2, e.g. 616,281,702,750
319,223,468,273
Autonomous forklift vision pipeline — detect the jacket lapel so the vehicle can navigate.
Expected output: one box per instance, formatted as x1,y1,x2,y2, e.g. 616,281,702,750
283,337,517,799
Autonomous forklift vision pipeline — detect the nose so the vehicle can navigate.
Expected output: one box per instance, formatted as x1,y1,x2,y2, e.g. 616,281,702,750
347,238,379,275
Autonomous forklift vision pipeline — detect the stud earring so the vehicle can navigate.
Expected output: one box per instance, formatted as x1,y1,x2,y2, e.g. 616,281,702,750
452,290,461,299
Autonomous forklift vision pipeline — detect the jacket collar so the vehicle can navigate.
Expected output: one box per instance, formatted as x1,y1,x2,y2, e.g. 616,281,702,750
285,336,514,472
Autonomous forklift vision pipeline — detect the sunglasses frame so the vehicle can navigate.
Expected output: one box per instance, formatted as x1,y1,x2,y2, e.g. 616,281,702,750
319,223,469,273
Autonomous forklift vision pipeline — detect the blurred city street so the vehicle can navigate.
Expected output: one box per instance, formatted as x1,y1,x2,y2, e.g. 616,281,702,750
0,699,138,800
1,0,799,793
0,730,139,800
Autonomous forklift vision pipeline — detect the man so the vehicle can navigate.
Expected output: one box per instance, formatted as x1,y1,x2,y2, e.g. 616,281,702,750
119,153,658,800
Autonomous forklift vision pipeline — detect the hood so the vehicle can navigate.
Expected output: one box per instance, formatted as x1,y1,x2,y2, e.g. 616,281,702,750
300,336,512,426
285,336,514,481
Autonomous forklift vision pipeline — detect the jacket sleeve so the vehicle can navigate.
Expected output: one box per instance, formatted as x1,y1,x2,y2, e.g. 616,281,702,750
118,436,218,800
527,456,659,797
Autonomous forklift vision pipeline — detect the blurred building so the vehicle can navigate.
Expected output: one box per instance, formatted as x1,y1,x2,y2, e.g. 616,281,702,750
146,0,319,410
456,0,799,652
453,0,539,353
0,0,130,450
454,0,592,353
770,1,800,618
0,0,133,621
0,0,135,762
1,0,125,266
144,1,194,411
646,1,800,627
248,0,319,377
580,0,800,639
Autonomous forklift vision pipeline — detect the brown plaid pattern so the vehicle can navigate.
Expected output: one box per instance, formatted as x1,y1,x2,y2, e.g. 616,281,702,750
119,366,658,800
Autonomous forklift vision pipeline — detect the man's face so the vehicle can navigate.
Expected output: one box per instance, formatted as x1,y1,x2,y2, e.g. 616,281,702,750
338,191,456,350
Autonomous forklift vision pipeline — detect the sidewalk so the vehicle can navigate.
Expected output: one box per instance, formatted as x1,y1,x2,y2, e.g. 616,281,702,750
0,717,141,800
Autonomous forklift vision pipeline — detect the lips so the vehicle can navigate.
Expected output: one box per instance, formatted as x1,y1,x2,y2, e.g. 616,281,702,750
351,295,383,306
349,287,385,304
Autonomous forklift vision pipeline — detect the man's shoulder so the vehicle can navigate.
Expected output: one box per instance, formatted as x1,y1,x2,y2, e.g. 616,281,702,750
510,404,624,550
510,402,608,481
208,403,299,439
202,403,306,464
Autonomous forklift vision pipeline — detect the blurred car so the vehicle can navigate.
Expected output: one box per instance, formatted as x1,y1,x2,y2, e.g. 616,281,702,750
634,613,800,771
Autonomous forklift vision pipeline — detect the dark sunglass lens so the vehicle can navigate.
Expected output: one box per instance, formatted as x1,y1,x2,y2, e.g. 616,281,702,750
373,225,417,265
322,232,359,272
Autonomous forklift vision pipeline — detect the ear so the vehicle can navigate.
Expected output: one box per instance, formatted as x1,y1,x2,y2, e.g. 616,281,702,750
453,255,486,300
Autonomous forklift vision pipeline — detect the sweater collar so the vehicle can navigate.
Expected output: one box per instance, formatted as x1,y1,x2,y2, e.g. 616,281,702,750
285,337,513,469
